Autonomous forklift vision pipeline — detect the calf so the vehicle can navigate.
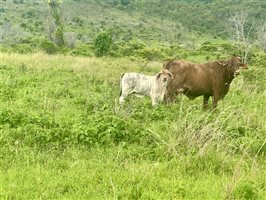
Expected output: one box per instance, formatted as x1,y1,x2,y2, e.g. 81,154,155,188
164,57,248,109
119,69,173,106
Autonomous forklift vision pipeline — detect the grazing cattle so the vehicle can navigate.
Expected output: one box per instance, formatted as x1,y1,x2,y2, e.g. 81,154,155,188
164,57,248,109
119,69,173,106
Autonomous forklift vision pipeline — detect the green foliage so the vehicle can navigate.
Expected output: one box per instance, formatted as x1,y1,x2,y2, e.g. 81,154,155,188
114,39,170,60
20,22,27,28
120,0,130,6
11,44,33,54
2,0,266,57
232,181,259,200
12,0,23,3
47,0,64,47
25,7,37,18
70,44,94,56
0,53,265,199
47,0,61,9
0,0,266,197
93,32,113,57
72,16,83,26
54,28,64,46
40,39,57,54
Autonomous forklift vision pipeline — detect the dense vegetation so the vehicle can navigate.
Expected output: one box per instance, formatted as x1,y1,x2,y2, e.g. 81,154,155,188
1,0,265,57
0,0,265,199
0,53,265,199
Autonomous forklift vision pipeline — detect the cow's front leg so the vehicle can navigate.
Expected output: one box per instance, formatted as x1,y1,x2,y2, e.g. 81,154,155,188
164,89,175,103
151,95,159,107
203,95,210,110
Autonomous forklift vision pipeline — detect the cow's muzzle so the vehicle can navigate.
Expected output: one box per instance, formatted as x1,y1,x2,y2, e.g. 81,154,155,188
234,70,241,76
241,64,248,69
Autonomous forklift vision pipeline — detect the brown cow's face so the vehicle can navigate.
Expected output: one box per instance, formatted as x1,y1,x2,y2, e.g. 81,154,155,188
228,57,248,77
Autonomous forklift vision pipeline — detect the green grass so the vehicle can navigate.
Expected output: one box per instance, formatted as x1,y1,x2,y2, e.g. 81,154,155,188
0,53,265,199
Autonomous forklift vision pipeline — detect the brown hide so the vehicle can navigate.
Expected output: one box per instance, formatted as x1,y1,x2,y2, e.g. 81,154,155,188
164,57,248,109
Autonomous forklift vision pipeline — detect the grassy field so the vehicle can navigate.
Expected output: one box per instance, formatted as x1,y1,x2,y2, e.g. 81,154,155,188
0,53,265,199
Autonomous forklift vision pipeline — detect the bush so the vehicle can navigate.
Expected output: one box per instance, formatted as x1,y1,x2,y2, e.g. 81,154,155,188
93,32,113,57
72,16,83,26
64,32,76,48
115,40,171,60
120,0,130,6
54,28,64,47
20,22,27,28
232,181,259,200
70,44,94,56
0,45,10,53
12,44,33,53
13,0,23,3
40,39,57,54
137,46,168,61
25,7,37,18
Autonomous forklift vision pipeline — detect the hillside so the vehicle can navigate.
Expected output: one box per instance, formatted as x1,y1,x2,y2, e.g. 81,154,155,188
0,0,265,57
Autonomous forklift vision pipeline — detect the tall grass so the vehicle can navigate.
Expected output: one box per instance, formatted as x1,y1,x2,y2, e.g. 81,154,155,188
0,53,265,199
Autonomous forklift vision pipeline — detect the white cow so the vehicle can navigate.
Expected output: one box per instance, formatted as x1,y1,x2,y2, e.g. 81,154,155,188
119,69,173,106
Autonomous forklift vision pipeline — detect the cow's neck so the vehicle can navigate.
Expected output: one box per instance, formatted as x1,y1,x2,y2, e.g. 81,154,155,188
224,66,235,85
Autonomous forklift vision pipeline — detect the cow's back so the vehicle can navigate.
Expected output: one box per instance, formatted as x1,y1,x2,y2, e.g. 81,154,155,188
121,73,153,96
165,61,215,98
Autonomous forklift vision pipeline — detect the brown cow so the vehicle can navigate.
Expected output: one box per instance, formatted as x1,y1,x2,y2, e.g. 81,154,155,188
164,57,248,110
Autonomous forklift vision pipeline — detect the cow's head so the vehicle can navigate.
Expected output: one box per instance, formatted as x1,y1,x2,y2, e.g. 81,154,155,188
221,57,248,77
156,69,174,87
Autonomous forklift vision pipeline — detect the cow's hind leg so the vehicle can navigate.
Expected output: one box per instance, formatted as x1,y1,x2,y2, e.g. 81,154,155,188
203,95,210,110
119,95,126,104
119,88,132,105
212,93,219,109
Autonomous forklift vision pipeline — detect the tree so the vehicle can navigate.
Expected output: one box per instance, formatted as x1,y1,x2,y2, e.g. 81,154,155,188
0,20,25,45
47,0,64,46
228,11,255,64
256,23,266,52
93,32,113,57
64,32,76,48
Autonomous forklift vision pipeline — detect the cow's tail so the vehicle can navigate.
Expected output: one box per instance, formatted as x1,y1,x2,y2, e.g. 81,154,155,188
120,73,125,96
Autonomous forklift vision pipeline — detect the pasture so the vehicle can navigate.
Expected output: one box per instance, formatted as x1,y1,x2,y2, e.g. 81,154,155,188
0,53,265,199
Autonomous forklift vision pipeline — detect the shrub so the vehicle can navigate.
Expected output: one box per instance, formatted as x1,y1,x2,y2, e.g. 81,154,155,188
232,181,259,200
20,22,27,28
72,16,83,26
137,46,167,60
115,39,145,57
64,32,76,48
198,44,218,52
120,0,130,6
25,7,37,18
13,0,23,3
0,45,10,52
12,44,33,53
54,28,64,47
70,44,94,56
40,39,57,54
93,32,113,57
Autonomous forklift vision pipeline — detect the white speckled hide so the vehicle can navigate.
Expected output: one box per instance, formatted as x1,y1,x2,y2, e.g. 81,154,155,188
119,69,173,106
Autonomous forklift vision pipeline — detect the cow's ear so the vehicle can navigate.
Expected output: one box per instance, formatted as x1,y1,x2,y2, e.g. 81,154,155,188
156,72,162,79
218,61,227,67
167,71,174,79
